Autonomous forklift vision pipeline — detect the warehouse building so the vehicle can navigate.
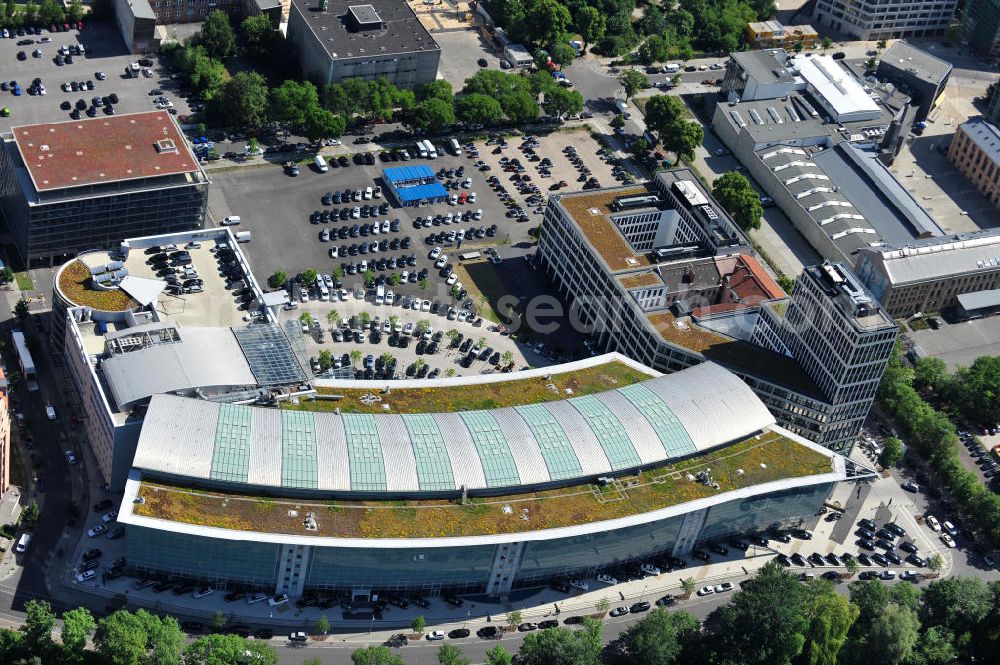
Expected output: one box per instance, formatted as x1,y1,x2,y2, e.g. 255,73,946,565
382,165,448,207
0,112,209,268
876,41,952,122
286,0,440,88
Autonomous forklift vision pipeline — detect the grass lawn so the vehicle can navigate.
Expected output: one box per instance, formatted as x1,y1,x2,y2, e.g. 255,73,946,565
453,259,510,324
134,431,833,539
14,272,32,291
285,359,653,414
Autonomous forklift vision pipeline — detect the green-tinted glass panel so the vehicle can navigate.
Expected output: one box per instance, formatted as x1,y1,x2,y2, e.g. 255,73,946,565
210,403,253,482
569,395,641,470
342,414,387,491
460,411,519,487
402,414,455,491
281,410,318,489
618,384,697,458
515,404,582,480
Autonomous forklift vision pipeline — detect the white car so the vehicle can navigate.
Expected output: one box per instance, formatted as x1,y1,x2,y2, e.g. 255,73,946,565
155,101,174,109
942,521,958,537
940,533,956,548
568,579,589,591
609,606,629,617
289,632,309,642
421,300,431,312
427,630,446,641
926,515,941,532
474,209,483,220
193,587,214,599
468,192,477,203
697,586,715,596
268,594,289,607
446,274,458,286
462,178,472,188
65,450,77,465
429,248,441,259
448,194,458,205
714,582,734,593
87,524,107,538
76,570,97,583
403,322,415,335
435,257,447,269
596,573,617,586
641,563,661,576
247,592,268,605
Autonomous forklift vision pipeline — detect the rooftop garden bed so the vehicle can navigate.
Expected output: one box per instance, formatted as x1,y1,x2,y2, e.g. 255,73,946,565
559,188,651,272
619,272,664,289
284,360,653,414
57,260,138,312
132,431,833,539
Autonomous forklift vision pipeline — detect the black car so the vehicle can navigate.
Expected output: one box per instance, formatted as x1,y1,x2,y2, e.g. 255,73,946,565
410,596,431,609
871,553,888,566
859,518,876,531
885,551,902,565
82,548,102,561
254,629,273,640
448,629,470,639
790,553,807,567
93,499,113,512
630,601,651,613
477,626,499,639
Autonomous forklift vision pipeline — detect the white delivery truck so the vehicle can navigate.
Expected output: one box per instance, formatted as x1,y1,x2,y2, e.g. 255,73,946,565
314,155,329,172
235,231,252,243
663,63,680,73
449,138,461,155
458,251,482,261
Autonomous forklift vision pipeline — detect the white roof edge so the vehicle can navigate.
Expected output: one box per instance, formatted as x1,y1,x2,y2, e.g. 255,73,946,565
119,425,843,548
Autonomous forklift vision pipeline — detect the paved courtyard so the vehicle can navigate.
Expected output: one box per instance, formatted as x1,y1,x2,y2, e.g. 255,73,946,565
908,317,1000,371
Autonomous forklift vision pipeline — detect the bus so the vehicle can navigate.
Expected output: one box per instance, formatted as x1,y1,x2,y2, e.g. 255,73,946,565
415,141,428,158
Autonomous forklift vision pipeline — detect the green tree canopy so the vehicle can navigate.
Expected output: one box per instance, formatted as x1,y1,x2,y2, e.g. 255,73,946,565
485,644,513,665
879,436,904,468
519,0,571,47
240,13,277,57
712,171,763,231
919,577,993,640
543,86,584,117
865,604,920,665
619,69,648,100
214,71,270,130
61,607,96,658
575,7,605,51
518,619,602,665
702,562,810,665
21,600,54,657
409,98,456,133
644,95,703,161
271,79,320,127
437,643,470,665
184,633,278,665
614,607,681,665
304,105,346,142
457,93,504,126
954,356,1000,426
417,79,454,103
197,10,236,59
799,590,858,665
548,42,577,66
351,645,406,665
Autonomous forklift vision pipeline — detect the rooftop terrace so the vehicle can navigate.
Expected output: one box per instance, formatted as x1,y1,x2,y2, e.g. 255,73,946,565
131,430,834,539
57,259,139,312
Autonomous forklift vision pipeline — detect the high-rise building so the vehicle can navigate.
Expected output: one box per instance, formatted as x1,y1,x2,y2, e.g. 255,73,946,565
812,0,956,41
962,0,1000,63
753,263,898,446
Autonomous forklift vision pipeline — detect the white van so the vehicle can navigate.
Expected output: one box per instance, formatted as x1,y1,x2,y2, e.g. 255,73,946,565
615,99,631,118
14,533,30,554
449,138,461,155
364,186,373,200
318,283,330,301
221,216,241,226
663,63,680,73
375,285,385,305
45,404,56,420
314,155,329,172
416,141,428,158
234,231,252,243
426,141,438,159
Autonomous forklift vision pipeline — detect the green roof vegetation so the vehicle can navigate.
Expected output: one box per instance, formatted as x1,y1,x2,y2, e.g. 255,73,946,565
57,260,138,312
283,360,653,414
132,430,833,539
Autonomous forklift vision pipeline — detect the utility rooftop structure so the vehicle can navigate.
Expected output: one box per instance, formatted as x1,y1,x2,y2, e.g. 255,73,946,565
0,112,208,267
876,41,952,121
286,0,441,88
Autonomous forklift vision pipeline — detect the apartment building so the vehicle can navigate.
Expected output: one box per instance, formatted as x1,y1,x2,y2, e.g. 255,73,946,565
962,0,1000,63
947,118,1000,208
536,171,896,453
746,21,819,49
812,0,957,40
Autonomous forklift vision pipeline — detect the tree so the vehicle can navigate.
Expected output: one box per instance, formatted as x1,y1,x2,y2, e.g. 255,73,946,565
409,98,455,134
271,79,320,127
38,0,62,25
485,645,513,665
301,268,319,285
358,311,372,326
411,615,426,634
350,349,362,366
269,270,287,288
457,94,504,126
644,95,703,161
822,36,833,51
438,643,470,665
954,356,1000,426
327,310,340,325
712,171,763,231
908,626,958,665
174,46,226,99
920,577,992,639
502,350,514,366
197,10,236,59
61,607,95,658
865,604,919,665
519,0,571,47
418,80,453,103
416,320,431,334
211,611,227,632
22,600,54,656
215,72,269,130
548,42,577,67
506,610,523,631
680,577,696,596
419,277,429,290
702,562,810,665
913,356,949,394
799,590,858,665
595,597,611,614
879,437,904,468
517,620,602,665
19,502,39,527
380,352,395,367
352,645,406,665
575,7,605,52
66,0,84,21
615,607,682,665
928,553,943,573
240,13,277,57
185,633,278,665
314,614,331,635
305,106,346,142
14,299,29,320
845,557,859,576
849,579,889,626
542,87,584,118
318,350,334,371
95,609,185,665
0,266,13,284
620,70,648,101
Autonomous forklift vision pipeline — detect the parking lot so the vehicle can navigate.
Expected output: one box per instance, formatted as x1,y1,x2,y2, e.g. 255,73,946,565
909,317,1000,371
0,22,192,132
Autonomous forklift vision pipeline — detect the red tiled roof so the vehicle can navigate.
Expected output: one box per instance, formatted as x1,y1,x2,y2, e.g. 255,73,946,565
12,112,199,192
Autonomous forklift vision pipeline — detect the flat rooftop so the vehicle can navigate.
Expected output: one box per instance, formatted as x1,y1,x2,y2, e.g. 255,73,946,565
731,50,796,86
880,41,953,86
790,54,881,121
130,429,834,539
958,117,1000,164
11,112,201,192
721,95,898,145
556,186,654,271
858,228,1000,285
289,0,439,59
